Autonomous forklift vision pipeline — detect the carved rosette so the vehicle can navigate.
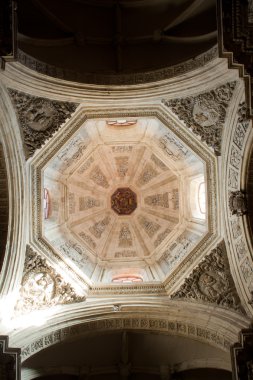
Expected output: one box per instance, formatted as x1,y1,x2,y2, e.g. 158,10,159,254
8,89,78,158
163,81,237,155
229,191,247,216
15,246,85,314
171,241,245,313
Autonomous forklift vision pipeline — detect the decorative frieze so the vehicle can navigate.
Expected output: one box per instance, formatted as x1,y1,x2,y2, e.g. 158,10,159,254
20,314,233,363
163,82,237,155
8,89,78,158
171,241,244,313
16,246,85,314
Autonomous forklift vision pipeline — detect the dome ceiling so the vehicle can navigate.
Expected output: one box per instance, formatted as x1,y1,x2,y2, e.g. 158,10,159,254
17,0,217,83
41,116,208,284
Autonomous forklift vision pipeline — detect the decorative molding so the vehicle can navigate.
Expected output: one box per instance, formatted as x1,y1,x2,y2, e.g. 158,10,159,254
217,0,253,116
171,241,245,314
231,328,253,380
20,315,233,362
17,45,218,85
163,81,237,155
225,100,253,314
0,335,20,380
7,89,78,158
229,191,247,216
0,143,9,272
15,246,85,314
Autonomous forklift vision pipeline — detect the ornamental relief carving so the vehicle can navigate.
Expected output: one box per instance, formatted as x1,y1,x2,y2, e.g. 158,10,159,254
89,166,109,188
137,215,161,238
8,89,78,158
171,241,245,314
144,193,169,208
89,215,111,239
16,246,85,314
229,191,247,216
115,156,129,178
163,81,237,155
136,163,159,187
119,223,133,248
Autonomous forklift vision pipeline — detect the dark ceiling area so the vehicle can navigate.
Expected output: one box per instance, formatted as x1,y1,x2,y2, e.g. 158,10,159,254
23,331,232,379
17,0,217,82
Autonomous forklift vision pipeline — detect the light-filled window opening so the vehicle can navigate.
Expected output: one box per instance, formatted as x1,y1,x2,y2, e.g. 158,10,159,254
43,188,49,219
190,176,206,220
198,182,206,214
112,275,143,283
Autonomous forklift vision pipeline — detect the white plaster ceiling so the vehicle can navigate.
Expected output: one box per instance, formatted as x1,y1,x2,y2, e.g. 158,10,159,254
42,117,207,284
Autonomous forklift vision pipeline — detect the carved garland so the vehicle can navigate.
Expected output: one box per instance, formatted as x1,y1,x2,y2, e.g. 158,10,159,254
8,89,78,158
15,246,85,314
162,81,237,155
171,241,245,314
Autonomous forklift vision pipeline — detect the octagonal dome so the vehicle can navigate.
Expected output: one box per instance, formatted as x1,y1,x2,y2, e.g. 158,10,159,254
41,117,208,284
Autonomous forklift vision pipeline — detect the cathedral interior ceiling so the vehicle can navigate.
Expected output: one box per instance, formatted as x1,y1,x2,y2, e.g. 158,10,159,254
0,52,252,361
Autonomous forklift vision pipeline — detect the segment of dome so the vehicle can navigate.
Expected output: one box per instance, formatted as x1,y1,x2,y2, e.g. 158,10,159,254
40,115,210,285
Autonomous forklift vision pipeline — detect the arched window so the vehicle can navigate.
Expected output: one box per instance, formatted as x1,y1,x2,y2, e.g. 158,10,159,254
112,275,143,283
190,176,206,220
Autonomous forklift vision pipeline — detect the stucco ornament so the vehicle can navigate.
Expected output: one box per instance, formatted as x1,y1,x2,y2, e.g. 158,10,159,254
229,191,247,216
15,246,85,314
162,81,237,155
8,89,78,158
171,241,245,313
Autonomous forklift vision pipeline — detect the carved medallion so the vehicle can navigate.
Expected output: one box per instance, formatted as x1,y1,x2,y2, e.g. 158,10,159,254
111,187,137,215
15,246,85,314
8,89,78,158
171,241,245,313
229,191,247,216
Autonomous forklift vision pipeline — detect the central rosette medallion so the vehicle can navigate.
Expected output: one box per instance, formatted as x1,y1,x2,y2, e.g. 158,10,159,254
111,187,137,215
